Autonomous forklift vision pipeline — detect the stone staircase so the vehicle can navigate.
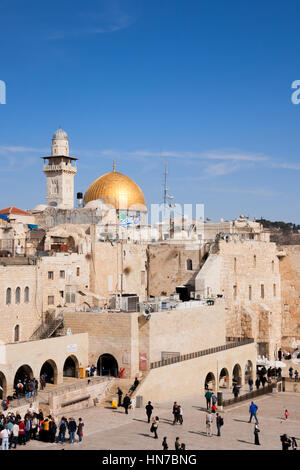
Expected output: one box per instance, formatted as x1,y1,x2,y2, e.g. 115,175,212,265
30,314,64,340
100,373,149,408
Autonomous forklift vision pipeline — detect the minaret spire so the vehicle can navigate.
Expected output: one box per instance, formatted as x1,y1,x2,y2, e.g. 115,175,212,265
113,160,116,172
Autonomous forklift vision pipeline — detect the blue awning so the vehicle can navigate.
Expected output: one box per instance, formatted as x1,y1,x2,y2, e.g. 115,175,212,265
27,224,39,229
0,215,8,220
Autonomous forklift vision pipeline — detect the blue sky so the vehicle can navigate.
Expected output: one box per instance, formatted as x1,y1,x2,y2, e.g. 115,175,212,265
1,0,300,222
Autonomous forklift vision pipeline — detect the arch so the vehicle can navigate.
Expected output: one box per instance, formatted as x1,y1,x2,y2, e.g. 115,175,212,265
186,258,193,271
14,324,20,342
40,359,58,384
14,364,34,389
0,371,7,399
232,363,242,386
15,287,21,304
24,286,29,303
6,288,11,305
204,372,215,390
245,360,253,384
97,354,119,377
219,368,229,388
63,355,80,378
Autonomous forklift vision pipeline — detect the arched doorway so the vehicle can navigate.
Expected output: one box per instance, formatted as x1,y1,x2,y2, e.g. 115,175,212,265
14,364,34,389
245,360,253,384
40,360,58,384
97,354,118,377
219,368,229,388
232,364,242,386
0,372,7,399
204,372,215,390
63,355,79,378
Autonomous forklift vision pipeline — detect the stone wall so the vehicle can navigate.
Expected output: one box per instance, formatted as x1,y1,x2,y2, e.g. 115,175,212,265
137,342,256,403
0,264,41,343
0,333,88,396
196,239,282,358
63,311,140,378
279,245,300,350
147,242,206,297
90,227,147,302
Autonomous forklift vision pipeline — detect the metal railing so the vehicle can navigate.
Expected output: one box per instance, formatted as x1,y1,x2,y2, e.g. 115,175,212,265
150,338,254,369
222,383,275,407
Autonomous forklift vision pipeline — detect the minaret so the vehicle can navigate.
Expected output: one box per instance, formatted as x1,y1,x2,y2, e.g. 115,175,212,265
42,128,78,209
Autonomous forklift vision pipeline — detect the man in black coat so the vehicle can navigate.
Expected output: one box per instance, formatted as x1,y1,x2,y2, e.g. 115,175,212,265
117,387,123,407
123,395,131,414
145,401,153,423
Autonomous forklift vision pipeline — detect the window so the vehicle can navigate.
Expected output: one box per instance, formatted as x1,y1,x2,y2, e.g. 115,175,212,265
186,259,193,271
76,267,80,277
24,286,29,303
272,260,274,273
14,325,20,342
59,291,64,298
253,255,256,268
60,270,65,279
15,287,21,304
273,284,276,297
6,288,11,305
234,257,237,272
48,271,54,280
261,284,264,299
249,285,252,301
65,286,75,303
48,295,54,305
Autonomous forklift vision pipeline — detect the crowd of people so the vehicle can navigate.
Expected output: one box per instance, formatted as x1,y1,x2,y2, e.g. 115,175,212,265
0,405,84,450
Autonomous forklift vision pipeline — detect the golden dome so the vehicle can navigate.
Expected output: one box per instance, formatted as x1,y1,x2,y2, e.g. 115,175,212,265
84,168,146,210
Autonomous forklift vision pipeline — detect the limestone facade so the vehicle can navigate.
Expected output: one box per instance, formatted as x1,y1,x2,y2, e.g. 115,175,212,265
195,239,282,359
278,245,300,350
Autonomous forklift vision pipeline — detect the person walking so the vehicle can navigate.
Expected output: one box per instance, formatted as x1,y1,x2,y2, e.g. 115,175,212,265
248,378,253,392
77,418,84,443
1,427,10,450
254,423,260,445
178,405,183,425
289,367,293,380
233,384,239,398
145,401,153,423
123,394,131,414
278,348,282,361
295,370,299,382
281,434,291,451
205,390,212,410
117,387,123,407
291,437,297,450
216,413,224,437
68,417,77,444
206,411,213,437
175,437,181,450
11,421,19,449
162,436,168,450
56,418,67,444
151,416,159,439
255,377,260,390
172,402,179,425
248,402,259,423
284,409,289,420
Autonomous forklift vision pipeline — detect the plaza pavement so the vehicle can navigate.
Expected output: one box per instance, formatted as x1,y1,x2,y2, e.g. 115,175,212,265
19,391,300,451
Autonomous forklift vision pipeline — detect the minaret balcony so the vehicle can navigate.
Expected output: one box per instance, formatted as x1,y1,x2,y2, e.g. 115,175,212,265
43,163,77,173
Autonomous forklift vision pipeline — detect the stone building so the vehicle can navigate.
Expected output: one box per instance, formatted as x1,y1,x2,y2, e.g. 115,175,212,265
0,126,298,406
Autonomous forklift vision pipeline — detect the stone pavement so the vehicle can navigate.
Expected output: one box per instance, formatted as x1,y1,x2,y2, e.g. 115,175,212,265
17,391,300,451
